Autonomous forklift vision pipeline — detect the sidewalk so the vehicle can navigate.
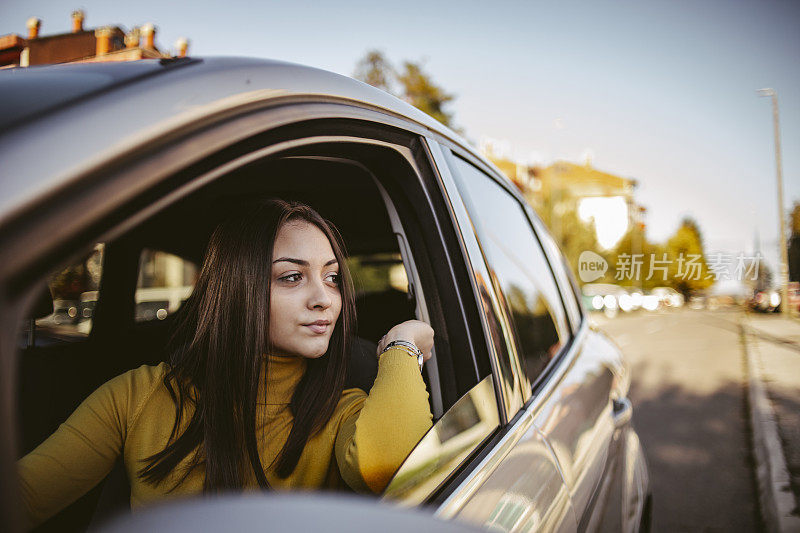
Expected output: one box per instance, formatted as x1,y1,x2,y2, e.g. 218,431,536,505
741,313,800,532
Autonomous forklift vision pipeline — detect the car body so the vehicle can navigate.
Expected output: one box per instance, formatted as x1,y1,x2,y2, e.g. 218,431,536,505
0,58,649,532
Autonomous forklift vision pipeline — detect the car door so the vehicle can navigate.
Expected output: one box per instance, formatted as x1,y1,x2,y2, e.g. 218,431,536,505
440,143,630,529
385,140,577,532
525,205,633,530
438,144,630,531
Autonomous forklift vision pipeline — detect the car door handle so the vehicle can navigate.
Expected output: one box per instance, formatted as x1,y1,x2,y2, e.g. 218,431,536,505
612,397,633,429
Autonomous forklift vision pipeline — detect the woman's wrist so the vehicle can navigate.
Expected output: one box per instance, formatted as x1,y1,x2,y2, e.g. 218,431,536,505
380,340,424,371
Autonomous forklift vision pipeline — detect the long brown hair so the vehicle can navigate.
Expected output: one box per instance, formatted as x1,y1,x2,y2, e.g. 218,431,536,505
139,199,356,491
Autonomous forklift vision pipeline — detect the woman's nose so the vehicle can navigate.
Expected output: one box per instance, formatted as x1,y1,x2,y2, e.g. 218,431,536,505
307,277,332,309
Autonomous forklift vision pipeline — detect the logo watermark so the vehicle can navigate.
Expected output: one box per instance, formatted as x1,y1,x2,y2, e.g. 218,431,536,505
579,251,762,282
578,251,608,283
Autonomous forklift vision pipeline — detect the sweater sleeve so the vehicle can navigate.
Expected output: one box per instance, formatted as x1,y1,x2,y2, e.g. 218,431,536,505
335,348,433,494
16,365,162,529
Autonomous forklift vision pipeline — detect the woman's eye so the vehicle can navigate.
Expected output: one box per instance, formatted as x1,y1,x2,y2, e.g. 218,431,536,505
326,273,340,285
279,273,302,283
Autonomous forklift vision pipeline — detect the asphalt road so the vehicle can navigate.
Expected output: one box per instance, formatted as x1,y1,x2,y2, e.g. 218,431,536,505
593,307,762,532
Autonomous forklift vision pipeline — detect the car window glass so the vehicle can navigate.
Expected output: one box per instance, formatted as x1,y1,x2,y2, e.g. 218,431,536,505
384,374,498,503
530,212,583,328
29,243,104,343
135,249,197,322
448,156,570,386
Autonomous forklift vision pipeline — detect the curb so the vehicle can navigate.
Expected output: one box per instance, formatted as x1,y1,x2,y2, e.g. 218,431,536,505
741,324,800,532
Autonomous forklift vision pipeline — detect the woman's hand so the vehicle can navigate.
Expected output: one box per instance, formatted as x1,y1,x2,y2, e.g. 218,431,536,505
377,320,434,362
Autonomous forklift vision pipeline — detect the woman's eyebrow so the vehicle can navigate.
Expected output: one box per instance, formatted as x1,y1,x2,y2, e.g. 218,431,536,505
273,257,338,266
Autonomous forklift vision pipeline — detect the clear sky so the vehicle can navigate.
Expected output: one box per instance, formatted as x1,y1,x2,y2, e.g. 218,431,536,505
2,0,798,289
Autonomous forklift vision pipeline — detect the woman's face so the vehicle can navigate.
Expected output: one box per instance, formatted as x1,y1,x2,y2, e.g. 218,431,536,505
269,220,342,359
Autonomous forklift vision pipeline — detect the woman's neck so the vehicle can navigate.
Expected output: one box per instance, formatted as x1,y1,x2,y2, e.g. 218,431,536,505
260,354,307,405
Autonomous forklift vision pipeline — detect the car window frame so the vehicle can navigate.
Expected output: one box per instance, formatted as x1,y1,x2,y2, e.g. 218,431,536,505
424,140,522,423
1,102,512,523
437,145,577,401
525,208,584,331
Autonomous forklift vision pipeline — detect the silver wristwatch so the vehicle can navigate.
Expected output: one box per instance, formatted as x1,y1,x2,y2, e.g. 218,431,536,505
382,340,424,372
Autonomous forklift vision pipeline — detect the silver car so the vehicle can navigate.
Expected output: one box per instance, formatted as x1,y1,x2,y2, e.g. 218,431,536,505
0,58,649,532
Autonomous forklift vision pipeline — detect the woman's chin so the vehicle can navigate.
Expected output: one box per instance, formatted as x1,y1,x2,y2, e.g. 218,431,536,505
299,343,330,359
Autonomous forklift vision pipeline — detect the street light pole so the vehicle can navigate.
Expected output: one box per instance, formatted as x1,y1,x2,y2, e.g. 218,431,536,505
757,88,790,317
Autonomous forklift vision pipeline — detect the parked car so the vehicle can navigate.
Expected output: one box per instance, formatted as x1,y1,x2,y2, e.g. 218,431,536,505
0,58,650,532
649,287,684,309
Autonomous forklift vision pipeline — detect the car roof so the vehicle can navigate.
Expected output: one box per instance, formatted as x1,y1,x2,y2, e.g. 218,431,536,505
0,57,481,227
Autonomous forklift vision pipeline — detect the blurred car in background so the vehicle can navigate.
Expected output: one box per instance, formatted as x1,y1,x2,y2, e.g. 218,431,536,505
788,282,800,313
748,284,800,314
649,287,684,309
749,290,781,313
581,283,632,316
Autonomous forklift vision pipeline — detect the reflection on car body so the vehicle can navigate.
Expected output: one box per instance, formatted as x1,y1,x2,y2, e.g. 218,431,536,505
0,57,649,532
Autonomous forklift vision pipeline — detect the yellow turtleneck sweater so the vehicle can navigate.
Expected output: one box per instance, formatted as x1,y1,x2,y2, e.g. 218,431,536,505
17,348,432,528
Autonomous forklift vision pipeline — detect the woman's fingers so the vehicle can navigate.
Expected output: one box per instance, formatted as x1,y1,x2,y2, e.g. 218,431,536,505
376,334,387,355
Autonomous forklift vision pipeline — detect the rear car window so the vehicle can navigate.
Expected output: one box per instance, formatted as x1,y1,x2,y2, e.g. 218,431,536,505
27,243,104,344
449,156,570,386
135,249,197,322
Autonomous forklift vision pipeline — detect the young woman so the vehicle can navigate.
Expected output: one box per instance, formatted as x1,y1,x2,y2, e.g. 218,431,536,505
17,200,434,528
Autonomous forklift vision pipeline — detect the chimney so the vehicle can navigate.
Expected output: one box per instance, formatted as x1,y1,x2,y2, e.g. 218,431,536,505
95,26,113,56
125,27,140,49
27,17,41,39
175,37,189,57
71,10,85,33
141,23,155,49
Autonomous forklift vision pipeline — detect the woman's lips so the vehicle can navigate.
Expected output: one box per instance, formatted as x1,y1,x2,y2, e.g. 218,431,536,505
303,321,330,334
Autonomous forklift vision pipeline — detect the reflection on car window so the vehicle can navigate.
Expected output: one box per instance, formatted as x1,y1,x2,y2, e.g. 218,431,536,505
384,375,498,504
449,156,570,386
31,243,104,343
135,249,197,322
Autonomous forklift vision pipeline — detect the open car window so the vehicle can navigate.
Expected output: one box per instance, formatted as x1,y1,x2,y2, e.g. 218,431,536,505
13,115,493,533
26,243,104,345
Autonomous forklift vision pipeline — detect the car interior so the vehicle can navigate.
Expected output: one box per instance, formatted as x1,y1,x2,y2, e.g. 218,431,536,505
15,138,483,531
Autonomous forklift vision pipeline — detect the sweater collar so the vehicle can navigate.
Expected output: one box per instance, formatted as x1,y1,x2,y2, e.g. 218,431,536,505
260,354,307,405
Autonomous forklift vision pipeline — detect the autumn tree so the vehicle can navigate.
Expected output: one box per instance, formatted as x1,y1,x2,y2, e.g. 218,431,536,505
396,61,455,127
664,217,713,296
610,226,662,291
745,258,773,293
789,202,800,282
549,195,604,282
353,49,395,94
353,51,456,128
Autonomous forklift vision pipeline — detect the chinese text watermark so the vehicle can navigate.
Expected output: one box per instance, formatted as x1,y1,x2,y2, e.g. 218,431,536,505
578,251,762,284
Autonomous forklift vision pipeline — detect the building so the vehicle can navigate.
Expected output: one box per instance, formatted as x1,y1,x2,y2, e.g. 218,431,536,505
0,10,189,68
483,147,643,250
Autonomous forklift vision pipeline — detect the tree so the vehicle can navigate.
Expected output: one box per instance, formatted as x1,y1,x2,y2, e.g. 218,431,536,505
353,50,395,94
610,226,662,291
745,259,773,293
353,51,456,128
396,61,455,127
789,202,800,282
664,217,713,296
548,195,604,281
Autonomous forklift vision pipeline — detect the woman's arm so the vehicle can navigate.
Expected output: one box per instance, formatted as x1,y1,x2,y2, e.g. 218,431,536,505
16,365,160,528
335,321,434,493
